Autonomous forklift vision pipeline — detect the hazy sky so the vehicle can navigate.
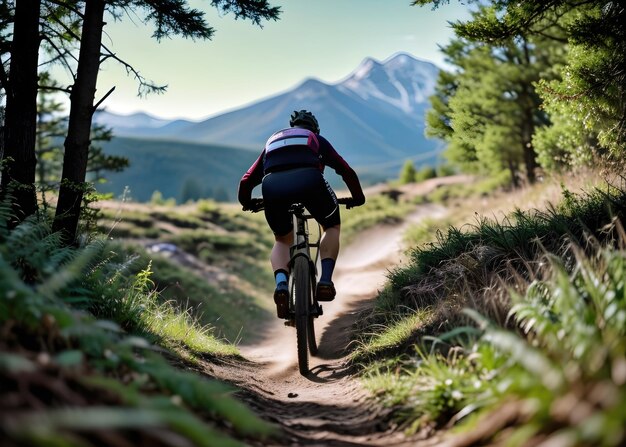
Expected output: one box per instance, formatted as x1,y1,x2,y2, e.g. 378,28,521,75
92,0,471,120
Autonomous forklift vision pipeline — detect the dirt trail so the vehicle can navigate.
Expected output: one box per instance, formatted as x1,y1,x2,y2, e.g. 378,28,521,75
198,201,449,446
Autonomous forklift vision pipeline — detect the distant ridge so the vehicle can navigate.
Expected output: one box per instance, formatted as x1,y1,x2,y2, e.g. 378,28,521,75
96,52,446,181
97,137,259,203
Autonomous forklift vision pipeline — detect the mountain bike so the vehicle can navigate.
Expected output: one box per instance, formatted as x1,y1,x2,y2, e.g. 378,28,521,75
250,197,351,375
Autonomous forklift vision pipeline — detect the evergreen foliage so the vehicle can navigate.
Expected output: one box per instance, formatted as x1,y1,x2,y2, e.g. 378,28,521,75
36,87,129,201
415,166,437,182
399,160,417,184
418,0,625,173
424,4,565,185
1,0,281,242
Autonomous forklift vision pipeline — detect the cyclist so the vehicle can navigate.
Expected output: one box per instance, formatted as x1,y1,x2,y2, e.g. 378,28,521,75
238,110,366,318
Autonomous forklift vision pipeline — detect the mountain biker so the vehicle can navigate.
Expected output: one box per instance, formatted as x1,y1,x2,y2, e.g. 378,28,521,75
238,110,366,319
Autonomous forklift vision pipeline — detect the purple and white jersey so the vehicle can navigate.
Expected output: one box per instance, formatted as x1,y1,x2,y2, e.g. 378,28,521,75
262,128,321,173
265,128,320,154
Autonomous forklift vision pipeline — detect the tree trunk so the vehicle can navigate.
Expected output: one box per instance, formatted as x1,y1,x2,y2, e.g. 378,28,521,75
521,103,538,184
520,40,538,184
52,0,105,244
0,0,41,223
508,158,520,188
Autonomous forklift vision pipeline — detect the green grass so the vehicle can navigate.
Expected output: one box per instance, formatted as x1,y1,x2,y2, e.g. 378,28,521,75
341,194,413,243
355,180,626,445
104,241,273,343
352,309,434,364
403,216,454,248
388,183,626,306
362,343,502,432
92,259,238,357
93,200,276,343
0,211,274,446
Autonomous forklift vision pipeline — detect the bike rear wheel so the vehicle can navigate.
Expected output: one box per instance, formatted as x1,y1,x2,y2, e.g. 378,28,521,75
293,256,312,375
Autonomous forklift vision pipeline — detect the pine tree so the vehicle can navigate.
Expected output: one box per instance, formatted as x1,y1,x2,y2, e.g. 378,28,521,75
0,0,42,222
399,160,417,184
416,0,625,167
423,5,564,185
52,0,280,244
0,1,280,242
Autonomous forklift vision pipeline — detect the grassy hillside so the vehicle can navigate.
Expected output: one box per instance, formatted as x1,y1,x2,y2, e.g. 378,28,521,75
10,161,618,446
97,137,260,203
0,203,276,446
95,199,276,343
352,172,626,445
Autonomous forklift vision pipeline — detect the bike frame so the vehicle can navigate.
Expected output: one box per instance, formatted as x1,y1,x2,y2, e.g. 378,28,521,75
287,203,322,319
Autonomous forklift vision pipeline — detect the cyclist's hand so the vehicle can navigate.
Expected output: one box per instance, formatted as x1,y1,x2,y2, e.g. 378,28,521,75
338,196,365,209
242,198,264,212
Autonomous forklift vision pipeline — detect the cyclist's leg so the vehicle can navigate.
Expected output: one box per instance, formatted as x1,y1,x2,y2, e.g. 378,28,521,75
262,171,295,274
303,175,341,301
269,231,292,318
319,224,340,261
316,224,339,301
271,230,293,273
262,172,297,318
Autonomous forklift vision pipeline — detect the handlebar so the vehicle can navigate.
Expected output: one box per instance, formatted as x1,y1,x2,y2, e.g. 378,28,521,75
336,197,353,208
243,198,265,213
244,197,358,213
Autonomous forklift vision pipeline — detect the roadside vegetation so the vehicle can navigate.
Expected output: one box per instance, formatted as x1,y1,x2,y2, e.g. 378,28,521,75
1,181,436,445
0,199,276,446
353,173,626,445
341,194,413,243
96,199,275,342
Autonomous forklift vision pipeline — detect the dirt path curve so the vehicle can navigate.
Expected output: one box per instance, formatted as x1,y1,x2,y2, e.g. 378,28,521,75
197,200,449,446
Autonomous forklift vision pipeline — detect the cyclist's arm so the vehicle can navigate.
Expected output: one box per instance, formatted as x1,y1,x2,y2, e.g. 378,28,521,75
319,136,365,206
238,150,265,207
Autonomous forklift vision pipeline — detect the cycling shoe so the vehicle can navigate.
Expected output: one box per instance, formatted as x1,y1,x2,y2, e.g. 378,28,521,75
274,281,289,318
316,280,336,302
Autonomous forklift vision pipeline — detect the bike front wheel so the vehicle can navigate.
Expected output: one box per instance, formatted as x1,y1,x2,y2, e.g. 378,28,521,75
307,272,318,356
293,256,313,375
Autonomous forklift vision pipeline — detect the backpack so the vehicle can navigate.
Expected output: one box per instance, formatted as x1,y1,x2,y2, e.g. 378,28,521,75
263,128,322,173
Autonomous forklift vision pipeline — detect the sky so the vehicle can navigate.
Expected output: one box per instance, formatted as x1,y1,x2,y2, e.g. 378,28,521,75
91,0,472,121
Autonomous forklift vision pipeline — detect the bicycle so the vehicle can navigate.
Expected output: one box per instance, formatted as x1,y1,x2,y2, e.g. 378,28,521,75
249,197,352,375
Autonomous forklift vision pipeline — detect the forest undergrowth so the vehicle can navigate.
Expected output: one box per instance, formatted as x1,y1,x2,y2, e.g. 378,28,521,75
0,198,276,446
353,174,626,446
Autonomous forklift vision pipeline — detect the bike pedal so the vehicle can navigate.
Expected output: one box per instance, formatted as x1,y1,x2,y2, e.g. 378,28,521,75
311,304,323,317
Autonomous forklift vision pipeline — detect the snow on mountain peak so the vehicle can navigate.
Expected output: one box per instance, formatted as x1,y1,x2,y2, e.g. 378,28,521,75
350,57,382,81
338,52,439,117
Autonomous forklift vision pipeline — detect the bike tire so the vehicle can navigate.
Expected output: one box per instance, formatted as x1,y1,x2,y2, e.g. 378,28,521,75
293,256,310,375
307,269,318,356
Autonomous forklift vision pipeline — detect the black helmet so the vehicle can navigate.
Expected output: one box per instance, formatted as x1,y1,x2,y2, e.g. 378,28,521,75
289,110,320,134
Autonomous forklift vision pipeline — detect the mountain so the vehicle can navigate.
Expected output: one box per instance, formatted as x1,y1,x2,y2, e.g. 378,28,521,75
93,111,196,138
95,53,445,178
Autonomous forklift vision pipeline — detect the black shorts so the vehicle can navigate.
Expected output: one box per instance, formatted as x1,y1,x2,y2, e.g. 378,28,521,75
262,167,340,236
